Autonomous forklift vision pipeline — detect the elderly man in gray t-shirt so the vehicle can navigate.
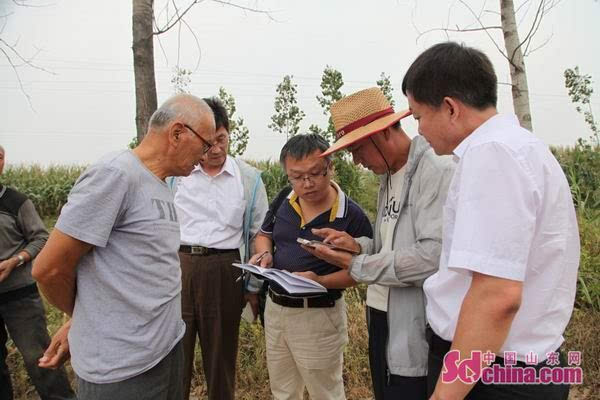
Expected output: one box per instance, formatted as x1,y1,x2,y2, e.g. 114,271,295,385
32,94,216,400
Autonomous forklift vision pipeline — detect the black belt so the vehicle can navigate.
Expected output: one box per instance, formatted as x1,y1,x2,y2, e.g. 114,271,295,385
268,287,339,308
179,245,238,256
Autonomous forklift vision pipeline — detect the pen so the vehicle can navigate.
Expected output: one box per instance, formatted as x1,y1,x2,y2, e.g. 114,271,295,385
236,251,270,283
255,250,269,264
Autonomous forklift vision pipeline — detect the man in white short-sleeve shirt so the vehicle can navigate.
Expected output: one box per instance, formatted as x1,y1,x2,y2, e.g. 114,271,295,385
403,42,579,400
32,94,216,400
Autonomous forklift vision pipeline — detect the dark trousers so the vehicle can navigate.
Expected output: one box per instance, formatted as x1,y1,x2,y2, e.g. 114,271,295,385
77,340,183,400
367,306,427,400
0,287,75,400
179,251,244,400
426,327,570,399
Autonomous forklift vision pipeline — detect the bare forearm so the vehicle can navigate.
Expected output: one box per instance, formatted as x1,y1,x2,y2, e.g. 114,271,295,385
37,275,76,316
432,273,522,399
318,269,357,289
254,233,273,254
32,228,92,317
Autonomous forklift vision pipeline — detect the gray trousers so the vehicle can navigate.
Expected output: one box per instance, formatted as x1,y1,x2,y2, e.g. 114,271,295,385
76,340,184,400
0,287,76,400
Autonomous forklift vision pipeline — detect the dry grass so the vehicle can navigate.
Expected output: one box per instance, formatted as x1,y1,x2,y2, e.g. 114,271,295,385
8,295,599,399
564,308,600,398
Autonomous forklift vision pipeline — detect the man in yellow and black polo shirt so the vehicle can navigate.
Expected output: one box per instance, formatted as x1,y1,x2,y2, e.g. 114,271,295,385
249,134,372,400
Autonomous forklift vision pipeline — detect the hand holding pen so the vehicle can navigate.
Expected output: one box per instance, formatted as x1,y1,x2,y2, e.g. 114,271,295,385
236,250,273,283
249,250,272,268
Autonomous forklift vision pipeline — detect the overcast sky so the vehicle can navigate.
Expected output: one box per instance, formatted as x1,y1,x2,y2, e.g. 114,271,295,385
1,0,599,166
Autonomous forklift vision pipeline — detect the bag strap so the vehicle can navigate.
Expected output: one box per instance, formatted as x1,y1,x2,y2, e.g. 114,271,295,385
268,185,293,226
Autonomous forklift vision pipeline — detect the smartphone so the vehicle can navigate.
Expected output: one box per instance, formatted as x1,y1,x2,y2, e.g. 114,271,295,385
296,237,360,255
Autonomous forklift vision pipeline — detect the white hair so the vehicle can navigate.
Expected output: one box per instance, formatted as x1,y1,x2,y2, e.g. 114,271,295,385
148,94,212,131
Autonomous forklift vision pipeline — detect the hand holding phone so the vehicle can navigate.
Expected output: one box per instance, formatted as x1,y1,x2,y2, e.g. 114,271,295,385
297,237,360,255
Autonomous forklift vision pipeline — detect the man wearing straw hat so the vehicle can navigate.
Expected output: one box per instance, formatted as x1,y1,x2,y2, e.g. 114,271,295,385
297,87,454,399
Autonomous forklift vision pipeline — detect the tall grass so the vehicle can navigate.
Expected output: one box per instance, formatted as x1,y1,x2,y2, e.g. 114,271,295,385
552,140,600,211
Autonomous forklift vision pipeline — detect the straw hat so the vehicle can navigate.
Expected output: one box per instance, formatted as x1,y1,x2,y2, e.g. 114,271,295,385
321,87,412,157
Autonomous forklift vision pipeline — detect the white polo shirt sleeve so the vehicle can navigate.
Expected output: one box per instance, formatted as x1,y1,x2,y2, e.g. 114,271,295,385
447,142,538,282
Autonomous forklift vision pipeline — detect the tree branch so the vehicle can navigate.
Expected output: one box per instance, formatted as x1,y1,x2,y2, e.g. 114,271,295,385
153,0,203,36
0,12,14,20
0,38,54,74
181,17,202,70
526,31,553,56
511,0,544,62
154,21,170,66
515,0,533,15
211,0,277,21
418,25,502,39
483,9,500,16
11,0,55,8
457,0,509,61
0,44,34,109
517,0,534,27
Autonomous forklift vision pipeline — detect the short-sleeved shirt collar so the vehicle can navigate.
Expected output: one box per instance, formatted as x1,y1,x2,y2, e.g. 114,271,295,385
452,113,511,162
287,181,347,227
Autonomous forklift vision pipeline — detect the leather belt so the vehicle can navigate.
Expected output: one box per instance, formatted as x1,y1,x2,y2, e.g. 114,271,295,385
268,287,338,308
179,245,238,256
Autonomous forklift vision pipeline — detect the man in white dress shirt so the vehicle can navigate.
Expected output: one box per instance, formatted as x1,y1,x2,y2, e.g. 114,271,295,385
402,42,579,400
172,97,268,400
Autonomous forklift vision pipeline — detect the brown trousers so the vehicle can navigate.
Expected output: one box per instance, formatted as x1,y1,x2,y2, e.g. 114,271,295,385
179,250,245,400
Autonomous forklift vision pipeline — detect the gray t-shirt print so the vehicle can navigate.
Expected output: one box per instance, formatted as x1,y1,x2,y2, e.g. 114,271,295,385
56,150,185,384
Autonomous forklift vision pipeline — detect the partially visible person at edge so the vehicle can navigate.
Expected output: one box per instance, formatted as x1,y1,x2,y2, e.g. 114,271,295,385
0,145,76,400
295,87,455,400
169,96,268,400
404,42,580,399
32,94,216,400
248,134,373,400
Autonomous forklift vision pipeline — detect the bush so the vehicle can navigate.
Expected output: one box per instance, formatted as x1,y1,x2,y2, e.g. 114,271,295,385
552,140,600,211
248,160,288,202
1,165,86,218
552,142,600,313
576,211,600,312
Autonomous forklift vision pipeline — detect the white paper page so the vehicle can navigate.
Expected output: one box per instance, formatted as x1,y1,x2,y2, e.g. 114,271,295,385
232,263,327,294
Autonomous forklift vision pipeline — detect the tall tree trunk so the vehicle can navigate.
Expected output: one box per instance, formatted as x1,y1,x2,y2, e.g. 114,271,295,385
501,0,533,132
132,0,157,142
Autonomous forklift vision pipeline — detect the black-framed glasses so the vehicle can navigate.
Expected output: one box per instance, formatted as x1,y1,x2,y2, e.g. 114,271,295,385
287,161,330,186
183,124,213,154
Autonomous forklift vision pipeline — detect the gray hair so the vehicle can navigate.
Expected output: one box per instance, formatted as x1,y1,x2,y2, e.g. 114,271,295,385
0,144,4,154
279,134,332,167
148,94,212,131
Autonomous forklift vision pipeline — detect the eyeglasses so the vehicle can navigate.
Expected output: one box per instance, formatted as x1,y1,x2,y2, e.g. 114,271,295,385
287,162,330,186
183,124,213,154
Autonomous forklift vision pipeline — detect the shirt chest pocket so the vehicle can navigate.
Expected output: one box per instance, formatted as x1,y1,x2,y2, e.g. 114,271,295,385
214,198,247,229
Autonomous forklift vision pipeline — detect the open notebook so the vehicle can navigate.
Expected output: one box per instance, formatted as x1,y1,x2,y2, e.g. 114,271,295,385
232,263,327,295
